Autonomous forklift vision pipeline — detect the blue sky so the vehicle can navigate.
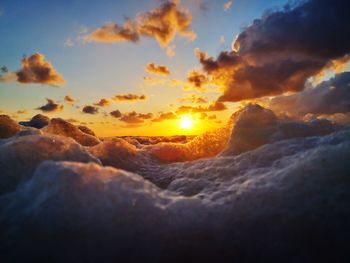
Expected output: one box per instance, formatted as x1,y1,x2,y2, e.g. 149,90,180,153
0,0,293,135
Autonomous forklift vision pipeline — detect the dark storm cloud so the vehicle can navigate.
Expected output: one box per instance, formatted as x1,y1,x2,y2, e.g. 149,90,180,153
37,99,64,112
82,105,99,114
196,0,350,102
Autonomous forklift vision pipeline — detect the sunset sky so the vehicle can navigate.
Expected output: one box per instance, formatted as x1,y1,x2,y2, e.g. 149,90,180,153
0,0,348,136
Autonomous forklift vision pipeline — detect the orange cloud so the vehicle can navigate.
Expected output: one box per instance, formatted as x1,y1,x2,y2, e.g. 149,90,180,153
176,101,227,114
187,70,209,91
17,109,28,115
88,1,196,47
90,20,139,43
37,99,64,112
166,45,176,57
64,95,75,103
113,93,147,102
16,53,64,86
94,98,110,107
223,1,232,11
152,112,178,122
180,94,208,104
145,63,171,76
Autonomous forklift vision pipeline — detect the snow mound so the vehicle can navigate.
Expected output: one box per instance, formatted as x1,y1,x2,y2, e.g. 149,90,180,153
0,134,100,194
223,104,338,155
1,129,350,262
42,118,100,146
0,115,21,138
19,114,50,129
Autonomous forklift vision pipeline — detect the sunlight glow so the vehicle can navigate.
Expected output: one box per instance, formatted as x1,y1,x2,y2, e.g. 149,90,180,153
180,115,194,129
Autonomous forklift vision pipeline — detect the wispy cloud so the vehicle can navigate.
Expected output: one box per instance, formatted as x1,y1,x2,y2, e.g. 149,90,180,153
112,94,147,102
223,1,232,11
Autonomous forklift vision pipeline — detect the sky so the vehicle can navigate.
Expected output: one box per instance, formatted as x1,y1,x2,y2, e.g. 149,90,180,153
0,0,348,136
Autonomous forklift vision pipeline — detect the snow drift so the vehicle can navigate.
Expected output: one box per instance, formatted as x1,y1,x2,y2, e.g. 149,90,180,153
0,104,350,262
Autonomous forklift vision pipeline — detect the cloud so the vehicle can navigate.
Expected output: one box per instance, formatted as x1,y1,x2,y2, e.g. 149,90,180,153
110,110,122,118
220,35,225,45
166,45,176,57
17,109,28,115
267,72,350,116
119,111,153,124
113,93,147,102
37,99,64,112
89,21,139,43
1,66,8,73
94,98,110,107
180,94,208,104
187,70,209,91
64,95,75,103
0,71,17,82
0,66,15,82
208,114,217,120
196,0,350,102
16,53,65,86
176,101,227,114
223,1,232,11
64,38,74,47
145,63,171,76
87,0,196,47
152,112,178,122
82,105,99,114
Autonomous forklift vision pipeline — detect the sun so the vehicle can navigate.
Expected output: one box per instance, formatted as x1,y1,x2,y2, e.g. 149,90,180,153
179,115,193,129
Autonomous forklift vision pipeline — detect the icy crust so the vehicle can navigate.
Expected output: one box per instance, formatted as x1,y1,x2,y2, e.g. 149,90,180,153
1,130,350,262
42,118,100,146
0,133,100,194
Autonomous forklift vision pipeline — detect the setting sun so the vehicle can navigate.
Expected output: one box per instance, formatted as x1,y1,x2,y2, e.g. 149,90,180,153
180,115,193,129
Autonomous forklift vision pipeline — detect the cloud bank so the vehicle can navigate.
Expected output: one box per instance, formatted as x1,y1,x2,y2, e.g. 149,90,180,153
196,0,350,102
